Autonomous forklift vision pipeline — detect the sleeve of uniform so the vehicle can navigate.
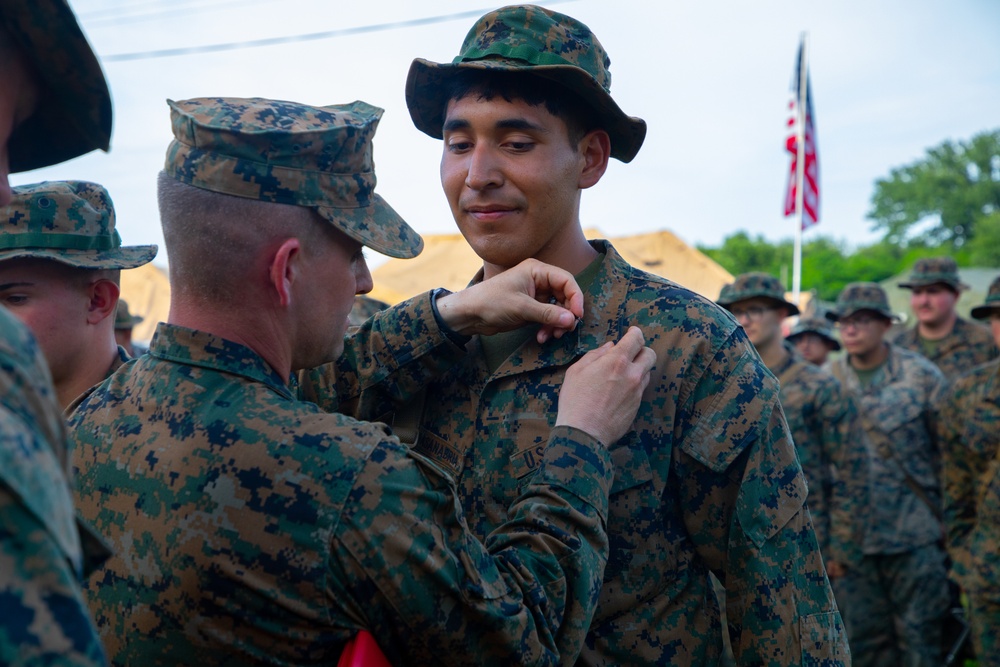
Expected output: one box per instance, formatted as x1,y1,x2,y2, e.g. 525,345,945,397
675,332,849,665
819,377,868,567
327,424,613,667
297,291,466,418
937,381,980,586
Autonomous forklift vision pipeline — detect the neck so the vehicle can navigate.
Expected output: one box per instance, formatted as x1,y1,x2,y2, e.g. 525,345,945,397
756,336,788,369
56,335,119,411
168,298,291,379
917,311,957,340
482,225,597,281
850,341,889,371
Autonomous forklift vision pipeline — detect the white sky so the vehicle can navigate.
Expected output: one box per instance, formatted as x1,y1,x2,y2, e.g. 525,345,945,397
12,0,1000,270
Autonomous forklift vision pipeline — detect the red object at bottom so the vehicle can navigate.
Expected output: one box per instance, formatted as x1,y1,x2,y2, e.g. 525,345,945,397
337,630,392,667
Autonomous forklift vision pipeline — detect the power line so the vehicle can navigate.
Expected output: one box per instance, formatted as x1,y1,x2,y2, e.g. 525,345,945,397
102,0,577,62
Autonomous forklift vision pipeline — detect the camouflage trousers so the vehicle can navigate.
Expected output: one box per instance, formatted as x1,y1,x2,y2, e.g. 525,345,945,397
969,589,1000,666
832,543,949,667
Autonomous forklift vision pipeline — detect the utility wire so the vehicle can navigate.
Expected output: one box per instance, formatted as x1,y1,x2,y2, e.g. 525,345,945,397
102,0,576,62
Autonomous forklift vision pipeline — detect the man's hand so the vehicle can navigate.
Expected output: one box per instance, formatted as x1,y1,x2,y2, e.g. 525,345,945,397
556,327,657,446
436,258,584,343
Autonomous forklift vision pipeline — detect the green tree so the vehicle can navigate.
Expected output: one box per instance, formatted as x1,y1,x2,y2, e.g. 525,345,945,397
868,128,1000,249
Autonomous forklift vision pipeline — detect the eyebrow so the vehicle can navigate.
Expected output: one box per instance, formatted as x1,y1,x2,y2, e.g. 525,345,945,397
442,117,548,133
0,281,34,290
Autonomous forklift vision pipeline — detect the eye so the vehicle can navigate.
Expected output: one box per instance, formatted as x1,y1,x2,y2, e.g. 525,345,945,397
1,294,27,306
446,140,473,153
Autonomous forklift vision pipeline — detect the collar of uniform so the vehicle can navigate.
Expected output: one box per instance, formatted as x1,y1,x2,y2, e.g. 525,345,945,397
148,323,294,400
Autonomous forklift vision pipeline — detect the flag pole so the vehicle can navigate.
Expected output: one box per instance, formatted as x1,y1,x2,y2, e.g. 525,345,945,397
792,32,808,303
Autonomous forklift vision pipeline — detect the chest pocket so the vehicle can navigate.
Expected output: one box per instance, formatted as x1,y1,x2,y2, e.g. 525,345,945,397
863,386,924,437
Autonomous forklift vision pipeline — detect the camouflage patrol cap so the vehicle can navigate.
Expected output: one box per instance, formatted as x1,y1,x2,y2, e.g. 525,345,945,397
716,272,800,315
786,316,841,351
114,299,143,330
970,275,1000,320
826,282,897,322
898,256,967,291
164,97,423,259
0,0,113,173
0,181,157,269
406,4,646,163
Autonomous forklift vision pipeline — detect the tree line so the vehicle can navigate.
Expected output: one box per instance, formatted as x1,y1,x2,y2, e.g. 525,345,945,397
697,128,1000,302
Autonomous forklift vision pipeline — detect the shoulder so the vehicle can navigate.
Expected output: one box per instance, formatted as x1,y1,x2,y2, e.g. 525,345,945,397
955,317,997,344
891,325,919,347
893,344,944,380
946,359,1000,402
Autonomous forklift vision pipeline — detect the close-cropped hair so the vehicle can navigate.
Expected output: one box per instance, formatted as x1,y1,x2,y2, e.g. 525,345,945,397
444,69,600,148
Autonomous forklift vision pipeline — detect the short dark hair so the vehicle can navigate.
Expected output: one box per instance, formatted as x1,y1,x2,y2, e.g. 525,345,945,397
444,69,600,148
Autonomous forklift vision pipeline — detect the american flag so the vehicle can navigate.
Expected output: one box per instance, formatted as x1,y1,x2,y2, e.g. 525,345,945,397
784,40,819,228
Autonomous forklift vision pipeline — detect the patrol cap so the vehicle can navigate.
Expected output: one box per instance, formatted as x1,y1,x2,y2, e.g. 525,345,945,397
826,282,898,322
0,181,157,270
0,0,113,173
898,256,967,292
970,275,1000,320
786,316,841,351
114,299,144,330
716,272,800,316
164,97,423,260
406,4,646,163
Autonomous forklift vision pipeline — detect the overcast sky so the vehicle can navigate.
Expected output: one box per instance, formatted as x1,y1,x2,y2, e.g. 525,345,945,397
12,0,1000,269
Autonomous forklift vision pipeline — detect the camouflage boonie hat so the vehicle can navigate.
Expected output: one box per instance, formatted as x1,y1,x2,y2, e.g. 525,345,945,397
786,316,841,351
165,97,423,259
898,256,967,291
114,299,143,330
0,181,157,269
0,0,112,173
970,275,1000,320
716,272,800,316
826,282,897,322
405,4,647,163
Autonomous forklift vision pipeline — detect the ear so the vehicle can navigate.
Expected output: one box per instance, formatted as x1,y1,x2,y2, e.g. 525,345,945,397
578,129,611,190
86,279,120,325
269,238,302,308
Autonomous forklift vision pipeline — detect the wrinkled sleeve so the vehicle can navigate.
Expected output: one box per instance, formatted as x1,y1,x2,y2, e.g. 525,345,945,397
327,425,612,667
676,333,848,665
820,379,868,567
297,291,466,419
938,385,980,585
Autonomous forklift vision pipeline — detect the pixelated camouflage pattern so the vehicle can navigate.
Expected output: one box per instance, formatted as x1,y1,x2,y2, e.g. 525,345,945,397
786,316,841,351
831,544,949,667
830,344,946,554
165,97,423,259
0,0,112,173
0,181,157,269
892,316,999,381
898,256,967,291
113,298,143,330
767,343,867,568
970,273,1000,320
716,271,800,315
405,4,647,162
305,242,849,665
937,359,1000,663
827,281,897,321
0,307,106,666
71,293,614,666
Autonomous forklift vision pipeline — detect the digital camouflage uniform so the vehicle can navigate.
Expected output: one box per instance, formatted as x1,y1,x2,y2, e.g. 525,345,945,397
1,2,115,664
71,98,614,667
0,307,107,666
827,283,949,667
937,275,1000,662
390,6,848,665
893,256,999,381
718,274,866,571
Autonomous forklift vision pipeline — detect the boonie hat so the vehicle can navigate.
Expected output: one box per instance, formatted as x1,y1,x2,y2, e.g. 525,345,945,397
970,275,1000,320
717,272,800,316
405,4,646,163
114,299,144,330
898,256,968,291
0,0,113,173
0,181,157,269
826,282,897,322
786,316,841,351
164,97,423,259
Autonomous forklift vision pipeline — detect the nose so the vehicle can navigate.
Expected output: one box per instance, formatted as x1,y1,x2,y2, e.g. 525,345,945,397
465,144,502,191
355,257,373,296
